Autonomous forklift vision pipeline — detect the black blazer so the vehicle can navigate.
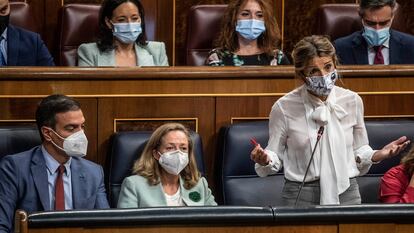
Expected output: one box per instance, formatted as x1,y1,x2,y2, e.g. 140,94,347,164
334,29,414,65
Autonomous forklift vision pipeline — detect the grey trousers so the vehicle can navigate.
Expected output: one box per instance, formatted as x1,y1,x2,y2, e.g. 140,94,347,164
281,178,361,206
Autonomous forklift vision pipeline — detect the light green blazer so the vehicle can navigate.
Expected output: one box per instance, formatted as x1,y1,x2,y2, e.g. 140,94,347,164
77,41,169,66
117,175,217,208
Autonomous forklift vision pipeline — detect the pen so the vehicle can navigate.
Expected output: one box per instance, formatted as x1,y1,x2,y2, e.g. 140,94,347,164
250,137,258,147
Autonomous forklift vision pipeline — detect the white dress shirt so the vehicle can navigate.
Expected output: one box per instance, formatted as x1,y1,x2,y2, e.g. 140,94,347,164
255,85,375,189
42,146,73,210
0,28,7,65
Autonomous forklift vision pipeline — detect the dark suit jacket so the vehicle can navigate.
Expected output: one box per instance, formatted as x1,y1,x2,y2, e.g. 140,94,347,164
6,25,54,66
334,29,414,65
0,146,109,233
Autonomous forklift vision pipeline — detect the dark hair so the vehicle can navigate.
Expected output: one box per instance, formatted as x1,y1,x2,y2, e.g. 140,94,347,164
359,0,396,17
214,0,282,56
97,0,147,52
35,95,81,141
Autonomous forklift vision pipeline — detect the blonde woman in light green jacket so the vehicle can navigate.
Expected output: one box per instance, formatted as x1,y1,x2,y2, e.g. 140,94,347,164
117,123,217,207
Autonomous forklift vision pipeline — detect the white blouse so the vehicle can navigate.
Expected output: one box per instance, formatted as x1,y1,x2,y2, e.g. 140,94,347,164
164,186,184,206
255,85,375,202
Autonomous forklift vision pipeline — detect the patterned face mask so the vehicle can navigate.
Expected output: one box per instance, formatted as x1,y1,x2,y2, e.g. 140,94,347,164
305,70,338,96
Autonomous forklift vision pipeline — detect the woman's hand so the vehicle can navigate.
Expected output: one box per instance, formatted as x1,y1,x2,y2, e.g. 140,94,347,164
372,136,411,163
250,144,270,166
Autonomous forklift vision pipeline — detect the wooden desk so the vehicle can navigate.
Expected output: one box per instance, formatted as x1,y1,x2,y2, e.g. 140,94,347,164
0,65,413,188
14,205,414,233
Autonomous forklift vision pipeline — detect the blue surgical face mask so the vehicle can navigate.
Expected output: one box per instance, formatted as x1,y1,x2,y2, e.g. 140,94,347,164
362,26,390,46
112,22,142,44
235,19,266,40
305,70,338,96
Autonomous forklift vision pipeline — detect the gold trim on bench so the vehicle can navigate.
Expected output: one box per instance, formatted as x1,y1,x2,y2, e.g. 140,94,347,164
365,115,414,119
230,117,269,124
113,118,199,133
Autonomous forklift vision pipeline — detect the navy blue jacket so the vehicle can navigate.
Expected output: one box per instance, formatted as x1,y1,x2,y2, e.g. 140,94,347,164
6,25,54,66
334,29,414,65
0,146,109,233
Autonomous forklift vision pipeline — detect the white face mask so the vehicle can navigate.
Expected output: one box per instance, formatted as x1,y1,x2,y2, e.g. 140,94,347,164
158,150,189,175
49,129,88,158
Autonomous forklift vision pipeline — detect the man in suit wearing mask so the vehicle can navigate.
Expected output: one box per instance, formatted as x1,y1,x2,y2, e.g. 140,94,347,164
0,0,54,66
334,0,414,65
0,94,109,233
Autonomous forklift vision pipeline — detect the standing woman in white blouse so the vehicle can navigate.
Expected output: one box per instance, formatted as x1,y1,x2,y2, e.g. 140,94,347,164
250,35,410,206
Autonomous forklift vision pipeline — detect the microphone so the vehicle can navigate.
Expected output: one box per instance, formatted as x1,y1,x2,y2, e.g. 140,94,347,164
294,126,325,206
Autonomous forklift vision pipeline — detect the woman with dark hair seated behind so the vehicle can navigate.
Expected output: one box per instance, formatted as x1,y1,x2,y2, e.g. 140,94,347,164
380,146,414,203
117,123,216,207
77,0,168,66
206,0,289,66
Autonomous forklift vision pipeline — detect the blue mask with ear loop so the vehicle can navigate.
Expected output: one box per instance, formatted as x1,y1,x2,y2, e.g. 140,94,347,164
112,22,142,44
235,19,266,40
362,26,390,46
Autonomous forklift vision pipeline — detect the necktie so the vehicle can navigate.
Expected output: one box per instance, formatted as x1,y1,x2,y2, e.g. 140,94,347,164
373,45,384,65
55,165,65,210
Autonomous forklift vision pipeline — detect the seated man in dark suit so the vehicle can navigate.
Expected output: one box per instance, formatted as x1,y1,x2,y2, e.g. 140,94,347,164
0,0,54,66
0,95,109,233
334,0,414,65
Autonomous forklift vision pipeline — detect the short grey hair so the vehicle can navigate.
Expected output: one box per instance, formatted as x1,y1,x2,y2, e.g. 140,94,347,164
358,0,396,17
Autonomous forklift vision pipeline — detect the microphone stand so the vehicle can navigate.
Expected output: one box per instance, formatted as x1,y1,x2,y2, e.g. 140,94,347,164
294,126,325,206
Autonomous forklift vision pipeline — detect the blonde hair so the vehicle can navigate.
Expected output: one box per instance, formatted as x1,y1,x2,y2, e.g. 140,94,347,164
401,145,414,176
291,35,338,79
132,123,200,189
215,0,282,55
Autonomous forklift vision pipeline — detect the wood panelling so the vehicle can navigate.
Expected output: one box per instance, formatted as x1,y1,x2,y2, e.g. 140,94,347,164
156,0,174,65
44,0,62,59
339,224,396,233
65,0,101,3
360,94,414,116
115,119,198,133
0,66,413,190
23,0,45,38
396,224,414,233
27,225,338,233
20,223,414,233
216,96,279,129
